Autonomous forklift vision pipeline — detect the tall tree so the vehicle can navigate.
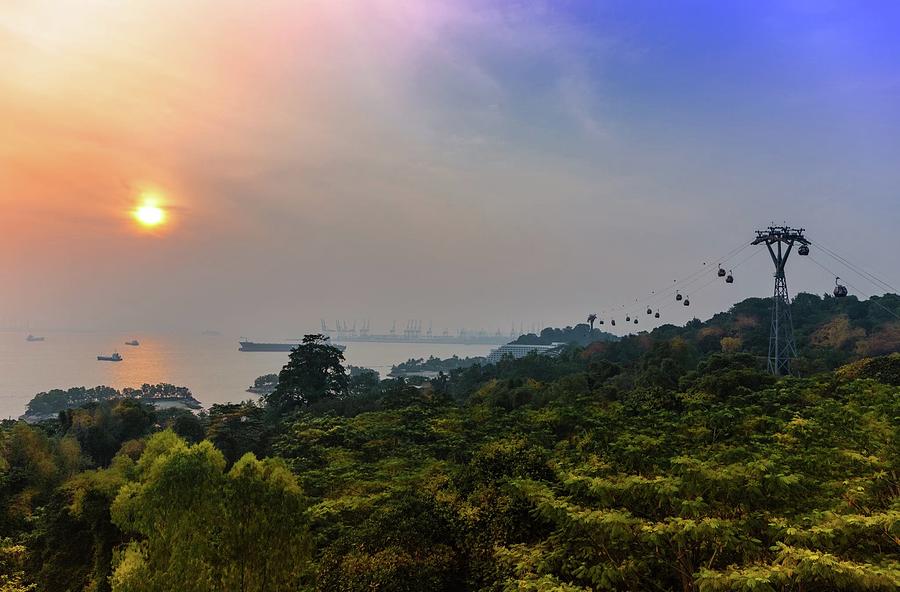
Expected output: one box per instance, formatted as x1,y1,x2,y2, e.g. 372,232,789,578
110,432,312,592
264,335,348,414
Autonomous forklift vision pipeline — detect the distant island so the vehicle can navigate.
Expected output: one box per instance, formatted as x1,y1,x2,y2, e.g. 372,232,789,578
247,373,279,395
22,383,202,423
389,355,486,378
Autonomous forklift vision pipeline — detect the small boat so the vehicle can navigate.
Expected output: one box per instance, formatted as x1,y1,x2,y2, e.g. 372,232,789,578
125,340,140,346
98,352,123,362
26,334,45,342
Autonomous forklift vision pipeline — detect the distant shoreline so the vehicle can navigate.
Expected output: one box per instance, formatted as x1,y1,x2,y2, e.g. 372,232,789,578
20,384,203,423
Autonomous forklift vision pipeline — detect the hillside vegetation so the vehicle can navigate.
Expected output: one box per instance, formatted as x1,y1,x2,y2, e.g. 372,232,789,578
600,292,900,373
0,296,897,591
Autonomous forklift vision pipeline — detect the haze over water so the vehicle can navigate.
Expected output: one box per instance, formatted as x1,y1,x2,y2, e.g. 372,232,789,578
0,331,493,418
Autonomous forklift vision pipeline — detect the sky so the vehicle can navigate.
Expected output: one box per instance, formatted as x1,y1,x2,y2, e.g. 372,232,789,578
2,0,899,336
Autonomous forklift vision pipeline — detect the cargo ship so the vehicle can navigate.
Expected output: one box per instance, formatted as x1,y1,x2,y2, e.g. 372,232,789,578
239,340,346,353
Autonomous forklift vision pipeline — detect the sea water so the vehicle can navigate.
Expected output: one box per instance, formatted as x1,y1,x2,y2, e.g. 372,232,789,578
0,331,494,419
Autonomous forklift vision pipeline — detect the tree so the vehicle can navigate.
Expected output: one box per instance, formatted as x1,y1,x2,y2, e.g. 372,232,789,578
63,400,155,467
0,424,80,534
167,411,205,444
719,336,742,353
110,432,312,592
348,367,381,399
264,335,348,414
26,459,131,592
205,403,270,465
318,492,466,592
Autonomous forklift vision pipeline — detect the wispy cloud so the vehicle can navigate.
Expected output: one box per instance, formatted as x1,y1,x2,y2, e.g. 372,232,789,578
1,1,898,331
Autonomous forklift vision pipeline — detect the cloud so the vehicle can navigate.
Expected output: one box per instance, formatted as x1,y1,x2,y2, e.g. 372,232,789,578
1,1,898,332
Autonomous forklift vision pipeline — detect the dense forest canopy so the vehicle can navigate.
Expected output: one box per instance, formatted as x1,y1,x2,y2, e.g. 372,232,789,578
0,295,898,591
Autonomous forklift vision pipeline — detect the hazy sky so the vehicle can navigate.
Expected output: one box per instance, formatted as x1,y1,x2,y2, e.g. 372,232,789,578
2,1,899,336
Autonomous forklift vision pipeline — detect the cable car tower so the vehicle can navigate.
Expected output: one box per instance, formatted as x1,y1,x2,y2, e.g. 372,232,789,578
752,226,810,376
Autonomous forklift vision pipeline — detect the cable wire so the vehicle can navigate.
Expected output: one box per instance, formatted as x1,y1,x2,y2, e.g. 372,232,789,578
809,240,899,294
806,255,900,322
592,232,899,336
608,247,763,334
653,247,763,318
601,240,753,320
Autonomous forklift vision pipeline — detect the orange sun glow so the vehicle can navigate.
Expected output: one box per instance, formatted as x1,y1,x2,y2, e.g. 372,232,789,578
133,198,166,228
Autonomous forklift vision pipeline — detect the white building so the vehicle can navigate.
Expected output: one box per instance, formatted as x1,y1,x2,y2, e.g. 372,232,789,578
485,343,567,364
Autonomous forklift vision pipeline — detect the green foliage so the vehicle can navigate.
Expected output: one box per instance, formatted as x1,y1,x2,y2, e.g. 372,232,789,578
390,355,485,377
265,334,349,414
0,540,34,592
680,353,774,399
318,492,466,592
24,387,119,420
110,432,312,592
584,293,900,374
251,373,279,391
513,323,616,346
163,410,205,444
61,399,156,467
272,349,900,591
0,423,81,534
2,300,900,591
25,460,131,592
696,544,900,592
205,402,271,465
836,353,900,385
348,367,382,398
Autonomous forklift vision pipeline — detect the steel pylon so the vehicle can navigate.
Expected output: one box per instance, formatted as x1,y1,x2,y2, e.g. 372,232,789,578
752,226,809,376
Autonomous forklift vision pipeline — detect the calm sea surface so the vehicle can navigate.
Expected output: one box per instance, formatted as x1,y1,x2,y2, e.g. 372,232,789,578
0,331,494,419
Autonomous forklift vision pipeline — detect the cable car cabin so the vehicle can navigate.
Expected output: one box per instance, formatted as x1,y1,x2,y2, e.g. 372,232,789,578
676,291,683,301
834,277,848,298
718,266,726,277
725,271,734,284
798,245,810,256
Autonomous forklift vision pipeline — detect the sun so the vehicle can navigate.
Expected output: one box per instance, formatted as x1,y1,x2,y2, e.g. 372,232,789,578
133,198,166,228
135,205,164,226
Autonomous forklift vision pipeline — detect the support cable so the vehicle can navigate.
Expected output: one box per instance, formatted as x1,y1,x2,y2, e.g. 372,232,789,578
806,255,900,322
652,248,763,317
810,241,899,294
605,241,752,320
599,240,750,317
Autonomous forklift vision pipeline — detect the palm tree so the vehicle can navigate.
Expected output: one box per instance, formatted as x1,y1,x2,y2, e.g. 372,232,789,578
587,313,597,331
